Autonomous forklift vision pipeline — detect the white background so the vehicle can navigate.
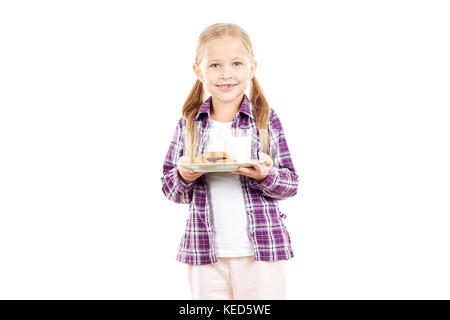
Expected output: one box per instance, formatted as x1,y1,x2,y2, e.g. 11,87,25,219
1,0,449,299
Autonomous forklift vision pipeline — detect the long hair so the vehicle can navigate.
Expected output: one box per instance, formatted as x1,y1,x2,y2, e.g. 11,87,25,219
181,23,270,162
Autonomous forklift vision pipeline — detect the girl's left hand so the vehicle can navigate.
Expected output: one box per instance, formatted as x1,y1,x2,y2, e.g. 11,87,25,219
231,152,273,183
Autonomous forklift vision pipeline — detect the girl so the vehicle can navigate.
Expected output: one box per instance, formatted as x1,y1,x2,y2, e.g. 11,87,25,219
160,23,299,300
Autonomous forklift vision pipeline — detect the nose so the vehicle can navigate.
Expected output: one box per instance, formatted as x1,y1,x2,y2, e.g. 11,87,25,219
220,65,233,79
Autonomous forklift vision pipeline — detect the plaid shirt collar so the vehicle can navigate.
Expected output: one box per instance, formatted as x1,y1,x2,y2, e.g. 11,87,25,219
194,94,254,121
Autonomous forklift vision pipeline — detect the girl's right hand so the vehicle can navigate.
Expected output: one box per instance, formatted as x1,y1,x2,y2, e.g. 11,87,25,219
177,156,205,184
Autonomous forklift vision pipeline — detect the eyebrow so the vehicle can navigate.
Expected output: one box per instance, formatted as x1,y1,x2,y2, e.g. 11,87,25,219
208,56,242,63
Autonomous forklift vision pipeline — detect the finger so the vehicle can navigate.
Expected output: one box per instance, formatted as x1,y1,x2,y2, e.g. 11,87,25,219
258,152,273,165
179,156,189,164
180,166,191,172
238,166,254,174
253,163,264,172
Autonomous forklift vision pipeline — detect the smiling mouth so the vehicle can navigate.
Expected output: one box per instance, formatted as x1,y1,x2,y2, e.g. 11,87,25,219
217,84,237,89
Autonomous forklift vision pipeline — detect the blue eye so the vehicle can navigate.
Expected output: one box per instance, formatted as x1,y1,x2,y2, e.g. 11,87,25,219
210,62,242,68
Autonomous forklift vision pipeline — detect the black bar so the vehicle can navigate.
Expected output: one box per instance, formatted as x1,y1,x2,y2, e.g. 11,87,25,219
0,300,448,319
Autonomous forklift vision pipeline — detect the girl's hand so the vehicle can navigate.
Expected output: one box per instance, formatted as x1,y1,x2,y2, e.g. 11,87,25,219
231,152,273,183
177,156,205,184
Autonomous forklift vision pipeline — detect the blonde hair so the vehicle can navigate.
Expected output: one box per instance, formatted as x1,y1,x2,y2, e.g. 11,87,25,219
182,23,270,162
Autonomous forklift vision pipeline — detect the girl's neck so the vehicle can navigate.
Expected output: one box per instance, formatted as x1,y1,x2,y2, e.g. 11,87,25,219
210,95,243,122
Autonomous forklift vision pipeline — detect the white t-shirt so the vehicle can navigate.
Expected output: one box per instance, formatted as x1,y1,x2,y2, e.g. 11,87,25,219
203,118,254,257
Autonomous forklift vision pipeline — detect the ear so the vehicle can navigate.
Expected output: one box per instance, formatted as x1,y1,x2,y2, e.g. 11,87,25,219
193,63,203,82
250,60,257,79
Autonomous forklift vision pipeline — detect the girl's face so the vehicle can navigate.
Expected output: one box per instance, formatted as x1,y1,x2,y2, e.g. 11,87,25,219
193,35,257,104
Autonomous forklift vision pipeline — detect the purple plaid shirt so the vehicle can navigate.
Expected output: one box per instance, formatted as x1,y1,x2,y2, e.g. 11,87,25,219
161,94,299,265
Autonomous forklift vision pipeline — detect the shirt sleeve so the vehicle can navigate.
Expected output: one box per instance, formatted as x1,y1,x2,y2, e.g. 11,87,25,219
248,108,299,200
160,117,195,204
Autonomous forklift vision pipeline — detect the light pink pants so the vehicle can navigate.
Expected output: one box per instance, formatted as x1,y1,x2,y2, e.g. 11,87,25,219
187,256,287,300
